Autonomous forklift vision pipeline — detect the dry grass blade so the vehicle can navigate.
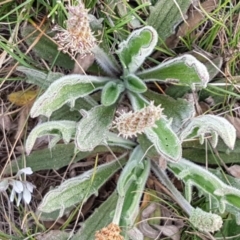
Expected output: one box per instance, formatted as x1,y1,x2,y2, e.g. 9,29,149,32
0,105,12,131
177,0,219,38
166,0,219,48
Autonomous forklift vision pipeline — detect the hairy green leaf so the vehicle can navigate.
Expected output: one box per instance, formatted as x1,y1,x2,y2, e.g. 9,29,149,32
101,81,124,106
75,104,116,151
30,74,113,118
128,92,149,110
168,158,240,217
120,159,150,229
106,132,136,149
117,146,146,197
49,97,93,122
124,74,147,93
17,66,63,89
72,191,118,240
147,0,191,42
37,156,127,217
137,54,210,88
180,115,236,149
112,146,150,236
144,118,182,162
93,45,121,77
25,121,77,155
116,26,158,74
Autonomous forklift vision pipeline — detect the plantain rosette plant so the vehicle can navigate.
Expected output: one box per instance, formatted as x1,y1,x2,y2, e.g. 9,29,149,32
24,26,239,239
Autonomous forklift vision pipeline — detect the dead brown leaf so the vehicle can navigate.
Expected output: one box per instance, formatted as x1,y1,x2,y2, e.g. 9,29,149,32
14,104,32,140
72,53,95,74
198,101,211,114
225,115,240,138
138,203,183,240
177,0,219,38
166,0,219,48
8,89,38,106
228,165,240,178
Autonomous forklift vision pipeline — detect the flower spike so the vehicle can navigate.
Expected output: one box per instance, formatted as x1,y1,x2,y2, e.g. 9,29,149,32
54,1,96,57
113,101,164,138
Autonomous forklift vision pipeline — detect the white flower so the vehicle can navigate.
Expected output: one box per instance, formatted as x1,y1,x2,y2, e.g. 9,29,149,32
23,182,35,204
16,167,33,176
10,187,16,202
12,180,24,193
0,179,9,192
9,180,35,206
1,167,36,206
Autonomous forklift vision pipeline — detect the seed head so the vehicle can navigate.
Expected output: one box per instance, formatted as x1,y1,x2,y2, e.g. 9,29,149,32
95,223,124,240
113,101,164,138
54,1,96,57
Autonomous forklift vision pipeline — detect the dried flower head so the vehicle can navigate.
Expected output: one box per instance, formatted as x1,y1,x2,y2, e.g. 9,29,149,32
54,1,96,57
113,101,164,138
95,223,124,240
